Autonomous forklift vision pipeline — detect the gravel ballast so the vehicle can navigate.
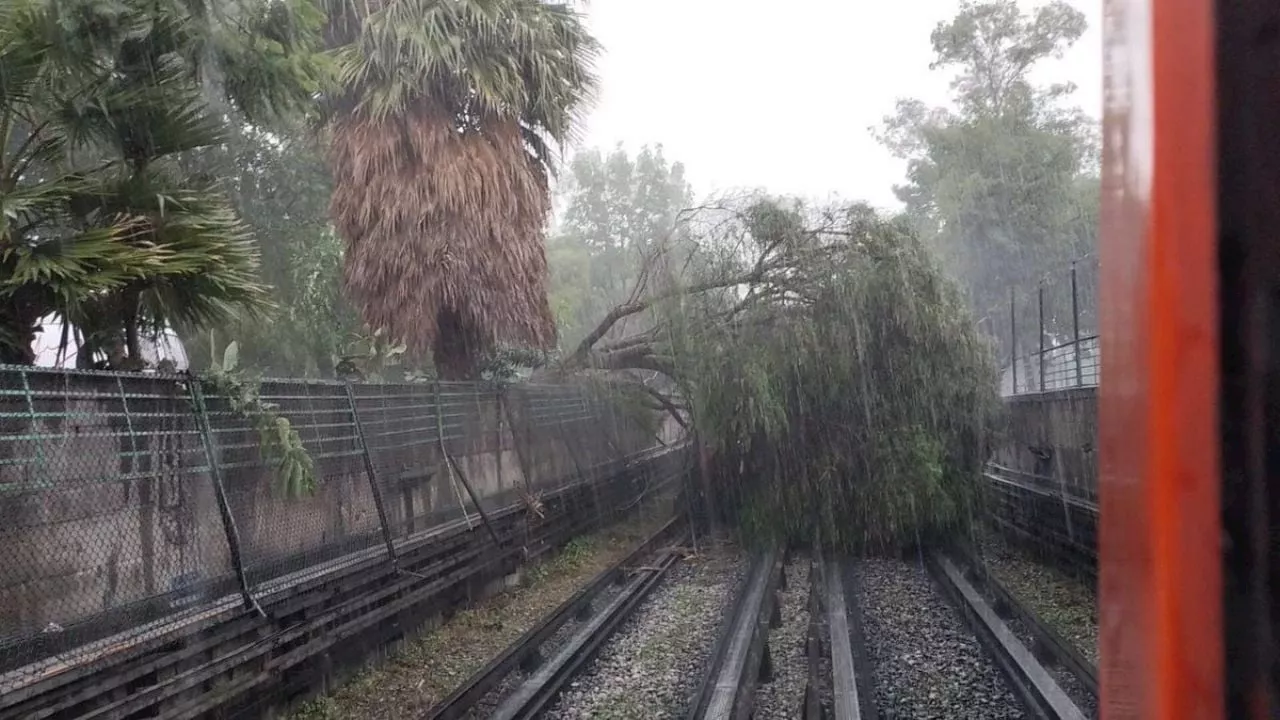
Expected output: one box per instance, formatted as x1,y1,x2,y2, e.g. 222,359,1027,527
287,508,675,720
753,556,812,720
544,542,746,720
857,557,1024,719
977,535,1099,665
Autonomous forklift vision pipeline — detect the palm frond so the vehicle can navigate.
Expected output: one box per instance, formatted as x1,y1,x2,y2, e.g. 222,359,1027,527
334,0,598,148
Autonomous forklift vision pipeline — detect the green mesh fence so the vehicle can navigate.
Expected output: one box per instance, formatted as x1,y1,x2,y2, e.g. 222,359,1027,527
0,366,684,686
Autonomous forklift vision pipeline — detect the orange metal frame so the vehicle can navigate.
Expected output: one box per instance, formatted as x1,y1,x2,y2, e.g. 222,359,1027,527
1100,0,1223,718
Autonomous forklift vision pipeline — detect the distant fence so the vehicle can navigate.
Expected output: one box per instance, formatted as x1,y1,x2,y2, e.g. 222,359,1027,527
0,366,664,676
981,255,1100,396
984,384,1099,582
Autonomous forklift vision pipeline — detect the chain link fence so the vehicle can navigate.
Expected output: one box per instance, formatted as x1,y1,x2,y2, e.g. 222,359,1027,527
0,366,669,683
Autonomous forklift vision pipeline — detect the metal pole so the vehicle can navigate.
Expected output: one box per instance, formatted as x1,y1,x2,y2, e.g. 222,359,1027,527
445,453,504,548
1071,262,1083,386
1038,283,1046,392
436,382,502,547
1009,288,1018,393
188,380,263,616
345,382,399,565
495,389,504,497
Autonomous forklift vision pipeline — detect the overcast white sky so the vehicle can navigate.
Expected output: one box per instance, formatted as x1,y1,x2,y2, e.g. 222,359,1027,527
573,0,1103,210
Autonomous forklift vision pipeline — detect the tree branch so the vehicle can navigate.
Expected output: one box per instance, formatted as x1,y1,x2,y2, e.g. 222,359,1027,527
638,383,688,430
569,266,777,366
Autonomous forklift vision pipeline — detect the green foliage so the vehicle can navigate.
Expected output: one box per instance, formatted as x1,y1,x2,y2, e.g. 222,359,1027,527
527,535,595,585
877,0,1098,338
476,346,550,383
334,327,408,381
200,340,318,497
673,200,999,552
327,0,599,152
0,0,330,366
179,125,358,377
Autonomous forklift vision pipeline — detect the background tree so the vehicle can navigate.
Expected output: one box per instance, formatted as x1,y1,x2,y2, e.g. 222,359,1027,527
325,0,599,379
547,144,693,348
876,0,1098,349
179,123,358,376
0,0,329,367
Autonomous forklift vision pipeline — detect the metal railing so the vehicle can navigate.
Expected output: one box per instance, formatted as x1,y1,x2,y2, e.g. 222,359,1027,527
983,255,1100,396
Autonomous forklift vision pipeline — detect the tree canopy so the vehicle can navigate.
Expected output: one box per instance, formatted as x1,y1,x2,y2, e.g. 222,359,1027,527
554,193,997,549
877,0,1098,339
547,144,693,349
0,0,330,367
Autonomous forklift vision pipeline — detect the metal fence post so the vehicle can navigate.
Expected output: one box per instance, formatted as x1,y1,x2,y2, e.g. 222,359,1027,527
435,382,502,547
495,389,505,495
18,369,50,488
345,382,398,565
1009,288,1018,393
1038,283,1046,392
1071,262,1083,386
188,380,263,616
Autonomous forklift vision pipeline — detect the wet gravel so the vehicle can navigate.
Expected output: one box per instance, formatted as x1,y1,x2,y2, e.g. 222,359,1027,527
467,581,631,717
857,558,1024,719
992,597,1098,718
754,556,812,720
286,510,675,720
977,535,1099,665
543,542,746,720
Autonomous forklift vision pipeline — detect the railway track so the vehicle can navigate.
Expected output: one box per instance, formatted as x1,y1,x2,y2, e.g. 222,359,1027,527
422,517,686,719
928,549,1093,720
686,549,784,720
796,552,1093,720
422,538,1096,720
801,556,877,720
935,546,1099,716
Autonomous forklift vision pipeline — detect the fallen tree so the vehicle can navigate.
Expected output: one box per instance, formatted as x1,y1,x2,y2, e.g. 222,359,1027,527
558,196,999,550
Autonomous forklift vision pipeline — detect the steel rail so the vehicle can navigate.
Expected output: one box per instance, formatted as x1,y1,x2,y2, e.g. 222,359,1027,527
824,558,878,720
686,549,783,720
490,550,679,720
421,516,684,719
802,554,823,720
927,552,1088,720
950,545,1098,700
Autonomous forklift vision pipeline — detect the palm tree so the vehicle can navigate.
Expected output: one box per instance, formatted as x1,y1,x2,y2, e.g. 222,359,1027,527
325,0,599,378
0,0,329,367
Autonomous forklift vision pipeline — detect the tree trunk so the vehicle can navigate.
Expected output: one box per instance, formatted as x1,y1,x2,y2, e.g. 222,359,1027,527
123,292,142,367
0,291,43,365
432,308,480,380
432,336,477,380
697,436,718,534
